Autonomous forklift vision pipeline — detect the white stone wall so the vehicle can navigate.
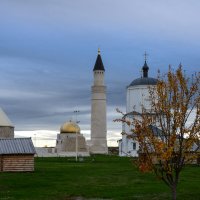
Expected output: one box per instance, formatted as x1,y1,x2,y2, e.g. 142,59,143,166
119,135,139,157
35,147,90,157
120,84,155,157
126,85,153,113
120,114,140,157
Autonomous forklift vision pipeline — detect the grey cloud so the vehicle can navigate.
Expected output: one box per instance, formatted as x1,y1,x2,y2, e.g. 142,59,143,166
0,0,199,134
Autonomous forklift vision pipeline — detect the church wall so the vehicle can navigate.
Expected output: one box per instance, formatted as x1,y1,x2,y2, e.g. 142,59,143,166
123,114,141,135
123,121,134,135
126,85,152,113
121,114,140,157
119,134,139,157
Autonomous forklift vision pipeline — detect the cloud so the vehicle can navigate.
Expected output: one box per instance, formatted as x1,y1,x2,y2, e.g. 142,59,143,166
0,0,199,143
15,128,121,147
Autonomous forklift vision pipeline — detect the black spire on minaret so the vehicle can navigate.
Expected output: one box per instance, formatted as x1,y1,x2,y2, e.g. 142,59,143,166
93,48,105,71
142,52,149,78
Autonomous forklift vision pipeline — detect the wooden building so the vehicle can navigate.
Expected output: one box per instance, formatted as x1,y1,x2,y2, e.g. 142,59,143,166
0,138,36,172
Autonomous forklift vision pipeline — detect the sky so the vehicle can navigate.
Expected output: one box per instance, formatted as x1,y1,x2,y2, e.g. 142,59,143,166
0,0,199,146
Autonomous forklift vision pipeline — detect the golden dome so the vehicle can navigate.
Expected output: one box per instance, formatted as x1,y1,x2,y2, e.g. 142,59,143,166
60,121,80,134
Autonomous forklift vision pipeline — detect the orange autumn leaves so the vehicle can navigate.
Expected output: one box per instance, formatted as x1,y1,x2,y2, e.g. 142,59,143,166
116,65,200,175
116,65,199,199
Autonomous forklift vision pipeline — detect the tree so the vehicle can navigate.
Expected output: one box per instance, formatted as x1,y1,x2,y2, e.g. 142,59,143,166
117,65,200,200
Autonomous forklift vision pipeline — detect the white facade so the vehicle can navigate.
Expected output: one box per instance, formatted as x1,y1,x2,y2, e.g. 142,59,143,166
126,85,153,113
119,60,157,157
90,50,108,154
119,113,140,157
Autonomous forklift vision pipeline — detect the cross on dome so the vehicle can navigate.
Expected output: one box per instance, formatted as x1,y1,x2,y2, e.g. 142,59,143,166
98,48,101,55
142,51,149,78
144,51,148,62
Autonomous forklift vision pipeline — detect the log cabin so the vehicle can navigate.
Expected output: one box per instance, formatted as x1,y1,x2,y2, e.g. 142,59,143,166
0,138,35,172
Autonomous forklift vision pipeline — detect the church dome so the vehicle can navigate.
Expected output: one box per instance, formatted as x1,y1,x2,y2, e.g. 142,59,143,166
128,59,158,87
128,77,158,87
60,121,80,134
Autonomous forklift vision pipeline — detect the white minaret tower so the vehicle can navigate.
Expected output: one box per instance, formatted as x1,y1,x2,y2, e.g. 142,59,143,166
90,48,108,154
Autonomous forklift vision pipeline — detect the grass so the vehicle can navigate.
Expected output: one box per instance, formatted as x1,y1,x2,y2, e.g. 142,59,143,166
0,155,199,200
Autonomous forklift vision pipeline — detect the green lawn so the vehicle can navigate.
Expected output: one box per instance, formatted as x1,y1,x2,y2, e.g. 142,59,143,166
0,155,199,200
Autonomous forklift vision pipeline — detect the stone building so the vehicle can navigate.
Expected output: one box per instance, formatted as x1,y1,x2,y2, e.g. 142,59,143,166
56,120,88,155
36,121,89,157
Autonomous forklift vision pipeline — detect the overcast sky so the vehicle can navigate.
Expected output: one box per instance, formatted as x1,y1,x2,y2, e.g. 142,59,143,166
0,0,199,145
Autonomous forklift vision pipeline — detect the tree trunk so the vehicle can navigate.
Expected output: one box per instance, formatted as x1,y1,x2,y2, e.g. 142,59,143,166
171,184,177,200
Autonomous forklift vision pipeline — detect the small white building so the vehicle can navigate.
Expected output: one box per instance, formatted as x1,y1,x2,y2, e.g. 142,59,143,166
119,60,158,157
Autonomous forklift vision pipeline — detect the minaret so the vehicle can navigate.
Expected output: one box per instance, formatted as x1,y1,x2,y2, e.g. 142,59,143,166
90,48,108,154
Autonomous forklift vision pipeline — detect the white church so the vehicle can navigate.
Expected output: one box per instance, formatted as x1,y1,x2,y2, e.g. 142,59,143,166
118,58,158,157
